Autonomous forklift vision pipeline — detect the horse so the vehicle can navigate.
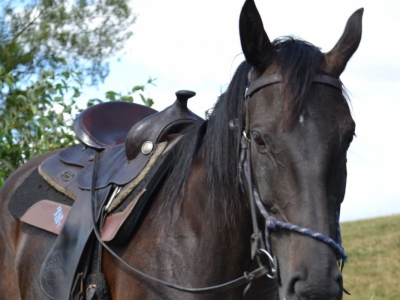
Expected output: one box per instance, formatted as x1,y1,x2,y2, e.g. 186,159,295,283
0,0,363,299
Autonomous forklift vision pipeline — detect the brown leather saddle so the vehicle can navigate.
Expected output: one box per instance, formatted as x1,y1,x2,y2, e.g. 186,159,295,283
23,91,203,299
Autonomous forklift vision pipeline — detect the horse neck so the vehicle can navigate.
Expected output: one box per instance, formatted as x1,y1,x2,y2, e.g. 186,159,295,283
151,148,254,281
180,142,251,273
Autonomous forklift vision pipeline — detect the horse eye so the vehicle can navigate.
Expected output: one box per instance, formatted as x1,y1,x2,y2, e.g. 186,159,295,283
251,131,265,146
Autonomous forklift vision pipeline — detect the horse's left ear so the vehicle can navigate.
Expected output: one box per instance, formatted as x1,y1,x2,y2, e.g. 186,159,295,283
325,8,364,77
239,0,274,70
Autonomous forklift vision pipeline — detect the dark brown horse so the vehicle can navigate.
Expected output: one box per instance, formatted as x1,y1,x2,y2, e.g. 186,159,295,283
0,1,363,299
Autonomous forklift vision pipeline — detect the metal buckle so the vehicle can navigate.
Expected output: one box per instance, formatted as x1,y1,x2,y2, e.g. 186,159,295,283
257,249,278,279
242,131,250,141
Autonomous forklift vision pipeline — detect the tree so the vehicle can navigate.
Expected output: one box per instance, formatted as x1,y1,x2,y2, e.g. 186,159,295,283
0,69,81,186
0,0,135,86
0,69,155,187
0,0,156,187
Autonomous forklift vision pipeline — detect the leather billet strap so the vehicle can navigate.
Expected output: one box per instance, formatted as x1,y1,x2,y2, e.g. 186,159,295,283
245,74,343,98
39,186,112,299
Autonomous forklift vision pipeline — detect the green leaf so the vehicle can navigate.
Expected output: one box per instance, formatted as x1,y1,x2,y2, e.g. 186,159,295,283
63,106,72,114
87,98,103,107
55,57,67,65
146,98,154,107
147,77,157,85
5,76,13,88
17,95,28,103
48,88,57,94
120,95,133,102
37,117,53,128
105,91,117,101
62,71,70,79
73,87,81,98
132,85,144,92
30,103,38,115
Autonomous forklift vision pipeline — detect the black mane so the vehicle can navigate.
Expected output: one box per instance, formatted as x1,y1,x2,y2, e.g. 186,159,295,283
160,61,251,221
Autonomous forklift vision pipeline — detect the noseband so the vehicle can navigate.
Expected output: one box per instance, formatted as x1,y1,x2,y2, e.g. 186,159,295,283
240,70,347,281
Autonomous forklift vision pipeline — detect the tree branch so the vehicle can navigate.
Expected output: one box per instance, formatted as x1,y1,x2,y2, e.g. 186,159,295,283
12,8,43,41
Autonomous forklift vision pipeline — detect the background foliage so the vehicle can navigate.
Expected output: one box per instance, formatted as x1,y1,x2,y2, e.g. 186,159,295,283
0,69,155,187
0,0,155,187
0,0,135,85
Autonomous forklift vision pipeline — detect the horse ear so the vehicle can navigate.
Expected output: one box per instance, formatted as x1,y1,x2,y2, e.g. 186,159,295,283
325,8,364,77
239,0,274,69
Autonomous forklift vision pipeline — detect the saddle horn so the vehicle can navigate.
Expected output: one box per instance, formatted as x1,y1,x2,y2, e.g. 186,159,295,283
175,90,196,109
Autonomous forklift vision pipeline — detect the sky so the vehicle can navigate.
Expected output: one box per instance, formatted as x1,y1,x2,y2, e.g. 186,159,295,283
84,0,400,222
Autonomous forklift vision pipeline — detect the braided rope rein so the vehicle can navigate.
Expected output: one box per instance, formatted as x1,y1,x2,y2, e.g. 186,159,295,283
251,186,347,262
239,148,347,264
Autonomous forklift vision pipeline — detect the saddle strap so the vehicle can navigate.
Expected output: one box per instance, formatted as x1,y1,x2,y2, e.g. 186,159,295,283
39,186,112,300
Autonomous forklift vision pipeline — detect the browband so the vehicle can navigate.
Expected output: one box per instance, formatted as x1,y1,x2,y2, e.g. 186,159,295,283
245,74,343,98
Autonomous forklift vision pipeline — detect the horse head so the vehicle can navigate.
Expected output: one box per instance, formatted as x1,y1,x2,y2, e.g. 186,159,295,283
239,1,362,299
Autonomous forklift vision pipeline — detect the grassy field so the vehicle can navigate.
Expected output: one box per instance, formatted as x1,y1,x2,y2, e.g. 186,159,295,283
341,214,400,300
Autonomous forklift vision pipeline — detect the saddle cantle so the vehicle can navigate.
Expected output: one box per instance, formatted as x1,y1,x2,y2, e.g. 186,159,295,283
9,91,204,300
73,101,157,149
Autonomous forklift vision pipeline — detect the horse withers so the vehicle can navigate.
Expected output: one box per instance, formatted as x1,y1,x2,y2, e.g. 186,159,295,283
0,0,362,299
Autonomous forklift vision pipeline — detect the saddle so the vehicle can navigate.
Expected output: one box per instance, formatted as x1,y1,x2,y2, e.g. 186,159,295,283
10,91,203,299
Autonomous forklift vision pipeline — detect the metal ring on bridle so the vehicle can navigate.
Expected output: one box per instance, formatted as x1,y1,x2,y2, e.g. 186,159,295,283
242,131,250,141
256,249,278,279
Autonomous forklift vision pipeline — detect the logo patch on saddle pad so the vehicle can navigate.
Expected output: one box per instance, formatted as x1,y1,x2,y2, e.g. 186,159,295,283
54,206,64,228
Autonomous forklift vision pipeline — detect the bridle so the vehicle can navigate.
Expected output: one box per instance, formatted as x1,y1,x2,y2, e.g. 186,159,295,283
241,69,347,260
88,71,347,296
240,70,348,283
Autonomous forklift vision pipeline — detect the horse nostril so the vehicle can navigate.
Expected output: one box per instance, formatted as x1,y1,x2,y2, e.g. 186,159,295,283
286,271,304,296
286,269,343,300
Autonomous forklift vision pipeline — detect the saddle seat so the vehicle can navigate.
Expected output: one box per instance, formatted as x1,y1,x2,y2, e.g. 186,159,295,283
73,101,157,150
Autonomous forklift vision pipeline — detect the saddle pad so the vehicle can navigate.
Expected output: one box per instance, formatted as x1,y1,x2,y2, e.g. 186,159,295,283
8,168,74,220
9,141,175,245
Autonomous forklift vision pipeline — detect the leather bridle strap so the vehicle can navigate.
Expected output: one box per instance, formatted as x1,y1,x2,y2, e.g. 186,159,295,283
90,151,269,295
242,70,347,272
245,74,343,98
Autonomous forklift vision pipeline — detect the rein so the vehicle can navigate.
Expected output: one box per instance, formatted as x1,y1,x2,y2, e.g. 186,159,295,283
87,71,347,296
90,151,269,295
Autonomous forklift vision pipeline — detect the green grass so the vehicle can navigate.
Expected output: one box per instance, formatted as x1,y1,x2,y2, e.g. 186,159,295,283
341,214,400,300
